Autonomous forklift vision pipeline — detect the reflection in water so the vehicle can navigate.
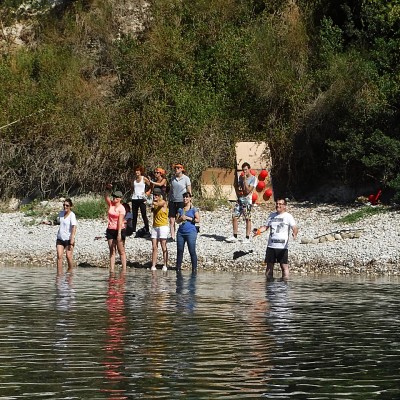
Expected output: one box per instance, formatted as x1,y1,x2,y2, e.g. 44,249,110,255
1,268,400,399
55,272,75,312
176,271,197,313
102,271,128,400
265,280,291,343
54,272,75,349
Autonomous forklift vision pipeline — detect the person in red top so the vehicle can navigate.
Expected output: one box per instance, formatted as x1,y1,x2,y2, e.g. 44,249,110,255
105,184,127,271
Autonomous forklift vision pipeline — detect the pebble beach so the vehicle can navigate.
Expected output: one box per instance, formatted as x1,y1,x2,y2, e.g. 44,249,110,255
1,201,400,275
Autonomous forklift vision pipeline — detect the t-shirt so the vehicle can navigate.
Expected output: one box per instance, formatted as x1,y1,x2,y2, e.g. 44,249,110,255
107,204,126,230
170,175,191,202
57,211,77,241
238,174,256,201
177,207,198,234
265,211,296,249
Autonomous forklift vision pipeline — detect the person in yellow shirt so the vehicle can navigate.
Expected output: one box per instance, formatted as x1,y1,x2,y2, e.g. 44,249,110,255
150,188,169,272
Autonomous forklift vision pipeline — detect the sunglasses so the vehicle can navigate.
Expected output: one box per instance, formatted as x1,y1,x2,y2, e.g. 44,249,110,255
183,194,191,198
63,204,70,207
154,171,160,174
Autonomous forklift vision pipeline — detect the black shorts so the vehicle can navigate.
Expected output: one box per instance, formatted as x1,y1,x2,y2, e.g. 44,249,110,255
265,247,289,264
168,201,184,218
106,228,126,241
56,239,72,247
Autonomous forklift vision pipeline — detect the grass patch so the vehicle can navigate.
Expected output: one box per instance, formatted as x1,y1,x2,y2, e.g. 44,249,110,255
196,197,230,211
336,205,388,224
74,199,107,219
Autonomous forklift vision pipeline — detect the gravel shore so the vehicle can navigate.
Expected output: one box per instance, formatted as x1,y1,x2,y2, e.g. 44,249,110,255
1,201,399,275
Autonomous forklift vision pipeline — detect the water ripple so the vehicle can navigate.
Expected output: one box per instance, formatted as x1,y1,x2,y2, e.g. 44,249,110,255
0,267,399,399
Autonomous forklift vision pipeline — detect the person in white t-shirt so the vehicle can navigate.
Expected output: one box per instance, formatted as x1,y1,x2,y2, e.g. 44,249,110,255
56,198,77,274
253,198,298,280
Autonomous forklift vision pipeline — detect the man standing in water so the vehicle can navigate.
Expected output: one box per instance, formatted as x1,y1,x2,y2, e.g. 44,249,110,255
253,198,298,280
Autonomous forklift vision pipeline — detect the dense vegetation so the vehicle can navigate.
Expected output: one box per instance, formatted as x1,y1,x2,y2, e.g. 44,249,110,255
1,0,399,201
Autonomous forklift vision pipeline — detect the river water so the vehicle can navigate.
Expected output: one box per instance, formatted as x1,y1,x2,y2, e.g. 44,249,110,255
0,266,399,399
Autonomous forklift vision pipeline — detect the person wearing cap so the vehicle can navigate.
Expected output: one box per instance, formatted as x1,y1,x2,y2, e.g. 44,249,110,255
131,165,151,235
105,184,127,271
150,187,169,271
175,192,200,272
253,198,298,280
168,163,191,240
150,167,168,195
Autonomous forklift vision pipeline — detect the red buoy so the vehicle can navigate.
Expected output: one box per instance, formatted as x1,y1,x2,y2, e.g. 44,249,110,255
265,188,273,198
258,169,268,181
256,181,266,192
252,192,258,204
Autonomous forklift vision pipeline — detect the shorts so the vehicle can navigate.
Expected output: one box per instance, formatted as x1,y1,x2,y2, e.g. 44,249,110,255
106,228,127,241
168,201,184,218
265,247,289,264
232,197,252,220
56,239,72,247
151,226,169,240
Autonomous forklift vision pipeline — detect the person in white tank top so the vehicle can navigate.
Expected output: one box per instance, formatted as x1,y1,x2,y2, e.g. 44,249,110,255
131,165,151,234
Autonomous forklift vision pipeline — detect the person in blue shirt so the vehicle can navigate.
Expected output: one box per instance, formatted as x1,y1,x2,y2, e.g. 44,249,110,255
175,192,200,272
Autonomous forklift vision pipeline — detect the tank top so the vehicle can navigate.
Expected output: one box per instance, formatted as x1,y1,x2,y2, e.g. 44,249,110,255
132,177,146,199
107,204,126,230
153,206,168,227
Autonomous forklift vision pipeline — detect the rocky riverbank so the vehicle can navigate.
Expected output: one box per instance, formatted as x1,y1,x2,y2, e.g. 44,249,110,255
1,201,399,275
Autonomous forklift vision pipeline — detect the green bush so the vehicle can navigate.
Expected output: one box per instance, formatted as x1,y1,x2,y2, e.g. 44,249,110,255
1,0,400,203
336,206,388,224
74,199,107,220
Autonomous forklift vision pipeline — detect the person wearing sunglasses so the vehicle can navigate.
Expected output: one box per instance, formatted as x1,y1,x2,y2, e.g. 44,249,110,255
175,192,200,272
253,198,298,280
168,163,191,240
105,184,127,272
150,167,168,195
56,198,77,274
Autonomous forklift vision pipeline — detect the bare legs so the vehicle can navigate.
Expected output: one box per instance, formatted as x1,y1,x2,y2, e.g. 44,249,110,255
57,244,75,274
231,217,251,237
266,263,289,280
108,238,127,272
169,217,176,239
151,238,168,269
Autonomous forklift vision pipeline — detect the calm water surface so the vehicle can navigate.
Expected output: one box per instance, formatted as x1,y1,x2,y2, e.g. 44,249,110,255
0,266,399,399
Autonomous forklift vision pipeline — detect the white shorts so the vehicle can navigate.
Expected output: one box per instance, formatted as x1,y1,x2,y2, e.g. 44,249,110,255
151,226,169,239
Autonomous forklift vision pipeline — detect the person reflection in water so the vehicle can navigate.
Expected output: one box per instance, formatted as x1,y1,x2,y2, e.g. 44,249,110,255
176,270,197,314
102,270,127,399
56,198,77,274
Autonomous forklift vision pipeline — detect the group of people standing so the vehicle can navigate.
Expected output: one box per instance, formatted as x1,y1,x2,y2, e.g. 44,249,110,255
103,163,197,273
56,163,198,274
56,162,298,280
